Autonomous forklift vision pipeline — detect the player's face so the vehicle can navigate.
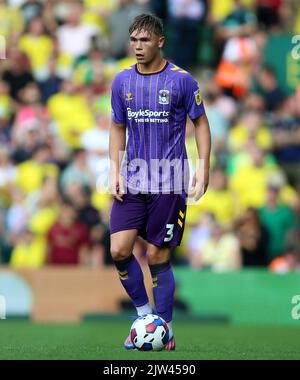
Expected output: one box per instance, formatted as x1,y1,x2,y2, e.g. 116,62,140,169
129,29,164,65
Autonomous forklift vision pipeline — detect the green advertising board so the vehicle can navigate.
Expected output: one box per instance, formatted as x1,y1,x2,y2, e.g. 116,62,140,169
175,268,300,326
264,34,300,94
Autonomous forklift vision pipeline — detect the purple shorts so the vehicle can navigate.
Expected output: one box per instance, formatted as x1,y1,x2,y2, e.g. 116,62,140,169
110,193,187,248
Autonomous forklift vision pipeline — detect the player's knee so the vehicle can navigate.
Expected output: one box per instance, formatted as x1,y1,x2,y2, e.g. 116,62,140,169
147,249,157,264
110,245,131,261
147,247,169,265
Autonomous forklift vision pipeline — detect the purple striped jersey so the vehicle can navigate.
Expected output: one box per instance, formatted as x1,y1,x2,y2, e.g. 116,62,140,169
111,61,206,193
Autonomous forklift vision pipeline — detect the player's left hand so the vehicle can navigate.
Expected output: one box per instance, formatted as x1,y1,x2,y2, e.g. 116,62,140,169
190,168,209,202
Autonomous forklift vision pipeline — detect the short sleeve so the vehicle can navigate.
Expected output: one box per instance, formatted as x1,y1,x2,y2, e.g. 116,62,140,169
111,74,126,124
182,74,206,120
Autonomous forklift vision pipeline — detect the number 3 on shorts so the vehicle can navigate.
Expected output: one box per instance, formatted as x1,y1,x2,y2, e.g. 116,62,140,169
164,223,174,242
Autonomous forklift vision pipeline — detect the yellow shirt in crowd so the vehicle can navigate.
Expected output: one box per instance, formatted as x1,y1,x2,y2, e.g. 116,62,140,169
229,164,279,211
29,206,59,236
10,236,47,269
82,0,118,33
48,93,95,148
10,206,59,269
228,124,273,152
209,0,255,22
0,5,23,40
186,189,236,227
16,160,58,194
19,34,54,72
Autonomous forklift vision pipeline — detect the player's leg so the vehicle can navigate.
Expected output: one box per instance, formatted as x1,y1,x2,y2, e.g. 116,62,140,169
147,244,176,350
145,193,187,350
110,194,153,349
110,229,152,316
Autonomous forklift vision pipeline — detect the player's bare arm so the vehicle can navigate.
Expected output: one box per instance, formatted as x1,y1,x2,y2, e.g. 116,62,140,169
109,120,126,202
191,113,211,202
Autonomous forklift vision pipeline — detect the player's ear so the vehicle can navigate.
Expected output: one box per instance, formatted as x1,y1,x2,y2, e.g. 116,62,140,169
158,36,165,49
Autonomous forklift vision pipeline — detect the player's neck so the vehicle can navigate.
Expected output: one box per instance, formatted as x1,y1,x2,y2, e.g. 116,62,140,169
137,57,167,74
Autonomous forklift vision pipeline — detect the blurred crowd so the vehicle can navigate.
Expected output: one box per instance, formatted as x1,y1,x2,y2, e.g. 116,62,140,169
0,0,299,273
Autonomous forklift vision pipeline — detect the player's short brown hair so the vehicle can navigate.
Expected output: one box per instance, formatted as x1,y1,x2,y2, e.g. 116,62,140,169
129,13,164,37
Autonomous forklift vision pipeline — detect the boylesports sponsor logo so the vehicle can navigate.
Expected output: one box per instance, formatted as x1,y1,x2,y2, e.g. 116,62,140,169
127,108,169,123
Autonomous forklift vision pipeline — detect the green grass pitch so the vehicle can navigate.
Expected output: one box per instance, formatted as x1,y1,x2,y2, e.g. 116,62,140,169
0,321,299,360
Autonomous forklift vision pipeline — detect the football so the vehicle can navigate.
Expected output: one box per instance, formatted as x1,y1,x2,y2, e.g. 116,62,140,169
130,314,169,351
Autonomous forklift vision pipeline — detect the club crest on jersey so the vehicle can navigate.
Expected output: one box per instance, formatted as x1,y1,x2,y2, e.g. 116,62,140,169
126,92,133,101
194,89,202,106
158,89,170,105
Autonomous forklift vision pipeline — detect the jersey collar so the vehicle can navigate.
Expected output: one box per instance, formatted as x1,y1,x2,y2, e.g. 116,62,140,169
135,60,169,76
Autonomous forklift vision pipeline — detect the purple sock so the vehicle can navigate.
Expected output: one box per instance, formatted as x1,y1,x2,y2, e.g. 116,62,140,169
114,254,149,307
149,261,175,323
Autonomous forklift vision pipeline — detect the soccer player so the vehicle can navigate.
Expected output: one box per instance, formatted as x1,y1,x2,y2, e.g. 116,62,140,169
109,14,211,351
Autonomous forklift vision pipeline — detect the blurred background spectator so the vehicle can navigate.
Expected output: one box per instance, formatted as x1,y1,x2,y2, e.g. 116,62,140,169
235,207,269,266
47,199,89,265
0,0,299,273
197,221,242,271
